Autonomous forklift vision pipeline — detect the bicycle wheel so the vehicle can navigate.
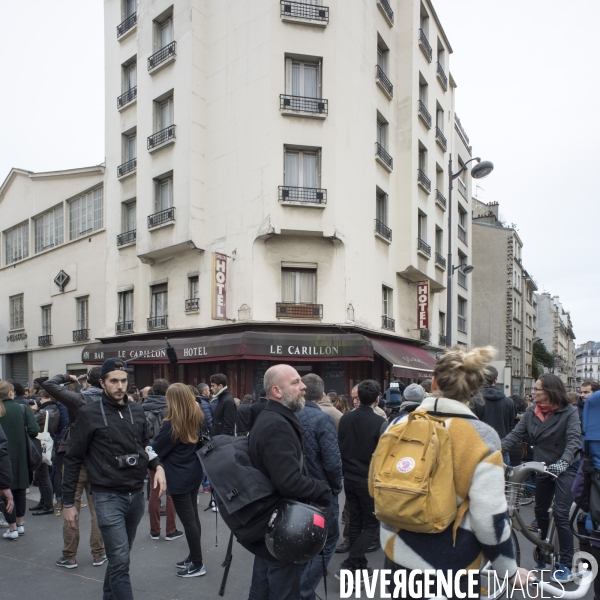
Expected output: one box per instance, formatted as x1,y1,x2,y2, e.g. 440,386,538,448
511,529,521,567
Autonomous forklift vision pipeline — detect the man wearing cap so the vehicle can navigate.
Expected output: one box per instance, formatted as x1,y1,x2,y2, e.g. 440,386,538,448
62,358,166,599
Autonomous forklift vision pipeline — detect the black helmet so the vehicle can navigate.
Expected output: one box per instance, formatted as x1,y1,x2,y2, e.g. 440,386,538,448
265,500,327,564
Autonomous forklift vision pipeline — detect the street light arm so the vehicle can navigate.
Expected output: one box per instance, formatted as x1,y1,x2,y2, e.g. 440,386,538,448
451,157,481,180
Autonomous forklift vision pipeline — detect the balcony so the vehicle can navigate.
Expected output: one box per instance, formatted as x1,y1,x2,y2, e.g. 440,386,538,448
279,95,328,118
420,329,431,342
276,303,323,319
376,0,394,26
435,252,446,269
117,87,137,110
435,189,447,210
73,329,89,342
117,230,136,247
375,142,393,172
38,335,52,347
148,41,176,72
147,125,176,152
418,29,433,62
280,0,329,26
439,334,447,346
382,315,395,331
185,298,200,312
117,13,137,39
417,237,431,259
115,321,134,335
458,270,467,289
436,62,448,91
147,316,168,331
457,316,467,333
117,158,136,179
418,100,432,128
148,207,175,229
435,127,447,151
374,219,392,242
417,169,431,193
457,177,467,199
372,66,393,103
457,224,467,244
279,186,327,207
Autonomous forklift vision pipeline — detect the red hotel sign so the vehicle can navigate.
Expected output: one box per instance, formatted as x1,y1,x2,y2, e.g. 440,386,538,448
417,280,429,330
211,252,227,320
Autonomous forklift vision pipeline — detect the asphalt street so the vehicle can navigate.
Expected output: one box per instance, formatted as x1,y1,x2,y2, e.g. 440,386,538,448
0,489,594,600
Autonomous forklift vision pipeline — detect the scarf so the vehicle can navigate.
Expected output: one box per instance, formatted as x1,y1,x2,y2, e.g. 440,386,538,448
534,402,556,422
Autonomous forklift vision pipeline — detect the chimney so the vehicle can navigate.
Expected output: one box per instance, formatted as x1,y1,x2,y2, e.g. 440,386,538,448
487,201,499,219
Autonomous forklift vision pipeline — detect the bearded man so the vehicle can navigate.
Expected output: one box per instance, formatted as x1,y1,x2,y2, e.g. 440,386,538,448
246,364,332,600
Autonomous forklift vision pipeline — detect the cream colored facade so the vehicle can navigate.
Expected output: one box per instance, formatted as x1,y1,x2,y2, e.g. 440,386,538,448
0,167,106,383
576,341,600,388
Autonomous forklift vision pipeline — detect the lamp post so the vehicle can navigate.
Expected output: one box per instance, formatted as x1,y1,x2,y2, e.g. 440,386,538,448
446,156,493,347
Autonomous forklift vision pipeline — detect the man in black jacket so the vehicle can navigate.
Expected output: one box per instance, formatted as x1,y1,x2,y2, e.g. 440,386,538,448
247,364,331,600
337,379,385,578
248,387,268,430
62,359,166,599
209,373,236,436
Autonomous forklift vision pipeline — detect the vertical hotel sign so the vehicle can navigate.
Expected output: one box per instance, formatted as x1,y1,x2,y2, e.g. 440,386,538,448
417,280,429,330
211,253,227,320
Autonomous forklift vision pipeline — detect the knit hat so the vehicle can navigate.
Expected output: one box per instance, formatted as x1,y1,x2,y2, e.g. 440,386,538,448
403,383,426,404
33,377,48,386
100,358,128,378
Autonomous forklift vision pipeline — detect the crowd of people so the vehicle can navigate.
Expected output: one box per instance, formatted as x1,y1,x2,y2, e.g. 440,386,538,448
0,353,599,599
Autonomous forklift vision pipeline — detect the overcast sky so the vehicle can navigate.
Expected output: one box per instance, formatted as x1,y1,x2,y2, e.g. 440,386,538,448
1,1,598,343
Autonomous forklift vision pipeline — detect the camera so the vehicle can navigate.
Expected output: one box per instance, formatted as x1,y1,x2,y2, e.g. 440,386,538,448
116,454,139,469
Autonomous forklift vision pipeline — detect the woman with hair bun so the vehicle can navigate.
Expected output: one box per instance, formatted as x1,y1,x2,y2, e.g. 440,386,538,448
380,346,530,596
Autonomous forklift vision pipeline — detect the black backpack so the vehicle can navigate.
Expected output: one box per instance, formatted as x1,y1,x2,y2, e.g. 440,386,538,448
197,435,281,543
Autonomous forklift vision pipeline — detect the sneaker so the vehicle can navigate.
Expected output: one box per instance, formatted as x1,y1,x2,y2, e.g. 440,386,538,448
527,519,539,532
56,557,78,568
176,562,207,578
17,525,25,536
212,505,219,513
552,564,573,583
32,508,54,516
176,557,192,570
2,529,18,541
93,555,108,567
534,561,547,570
166,530,184,541
28,504,43,512
150,532,160,540
335,543,350,554
0,517,9,528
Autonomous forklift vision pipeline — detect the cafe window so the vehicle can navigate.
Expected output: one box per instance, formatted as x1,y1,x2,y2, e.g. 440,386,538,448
281,268,316,304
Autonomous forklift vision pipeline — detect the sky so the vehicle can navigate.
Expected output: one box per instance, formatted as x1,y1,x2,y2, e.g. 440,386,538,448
0,1,598,343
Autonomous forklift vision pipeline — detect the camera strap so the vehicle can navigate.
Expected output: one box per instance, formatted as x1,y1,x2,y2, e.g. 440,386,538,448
99,399,140,459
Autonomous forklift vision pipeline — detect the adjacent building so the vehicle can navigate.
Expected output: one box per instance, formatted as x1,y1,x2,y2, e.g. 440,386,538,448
576,341,600,388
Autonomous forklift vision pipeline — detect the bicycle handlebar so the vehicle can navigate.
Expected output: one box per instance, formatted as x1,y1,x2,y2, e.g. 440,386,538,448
506,461,558,483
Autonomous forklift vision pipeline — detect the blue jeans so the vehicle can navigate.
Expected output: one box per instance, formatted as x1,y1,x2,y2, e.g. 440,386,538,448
300,495,339,600
248,554,305,600
94,491,145,600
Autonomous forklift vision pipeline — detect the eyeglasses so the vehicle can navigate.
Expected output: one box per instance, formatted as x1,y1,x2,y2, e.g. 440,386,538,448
532,387,545,393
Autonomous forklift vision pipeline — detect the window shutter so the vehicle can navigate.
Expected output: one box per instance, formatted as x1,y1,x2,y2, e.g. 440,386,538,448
317,148,322,188
317,60,322,99
285,58,292,94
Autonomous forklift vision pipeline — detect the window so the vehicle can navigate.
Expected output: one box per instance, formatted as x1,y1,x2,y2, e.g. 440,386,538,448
436,107,444,131
420,12,429,37
155,17,173,51
122,200,136,233
69,187,103,240
281,268,316,304
437,45,445,70
155,176,173,212
418,147,427,174
382,286,392,317
457,297,467,333
439,312,446,335
123,132,136,162
34,206,64,253
118,291,134,323
457,203,467,242
377,115,389,149
5,223,29,264
526,339,532,353
457,251,467,288
10,294,24,330
124,62,137,92
41,305,51,336
376,190,388,225
151,284,168,317
377,38,390,76
418,211,427,241
155,96,174,132
76,297,89,331
435,226,443,254
124,0,136,19
285,58,321,98
419,81,428,105
189,276,199,299
284,148,320,189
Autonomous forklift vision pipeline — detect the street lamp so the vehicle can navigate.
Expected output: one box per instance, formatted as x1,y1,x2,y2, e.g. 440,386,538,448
446,156,493,347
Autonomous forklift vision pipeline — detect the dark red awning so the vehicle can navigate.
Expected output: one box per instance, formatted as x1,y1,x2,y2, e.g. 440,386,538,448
369,337,436,379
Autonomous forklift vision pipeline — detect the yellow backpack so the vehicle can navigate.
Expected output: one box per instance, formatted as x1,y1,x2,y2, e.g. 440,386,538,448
369,408,468,540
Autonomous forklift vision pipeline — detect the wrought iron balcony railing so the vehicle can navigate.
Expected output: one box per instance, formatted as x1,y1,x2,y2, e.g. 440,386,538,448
276,303,323,319
457,224,467,243
420,329,431,342
375,219,392,241
437,62,448,90
279,186,327,205
147,125,176,150
148,41,176,71
382,315,395,331
279,95,328,115
117,158,136,178
375,142,393,170
115,321,134,334
147,316,168,331
435,126,447,151
73,329,89,342
417,169,431,193
148,207,175,228
117,13,137,39
435,252,446,269
435,189,447,210
439,334,447,346
185,298,200,312
38,335,52,347
280,0,329,24
418,100,431,128
117,86,137,109
117,230,136,247
375,65,393,98
417,237,431,258
377,0,394,25
457,316,467,333
419,29,433,61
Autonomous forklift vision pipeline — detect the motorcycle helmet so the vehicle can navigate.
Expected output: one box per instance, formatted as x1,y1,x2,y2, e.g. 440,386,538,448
264,500,327,564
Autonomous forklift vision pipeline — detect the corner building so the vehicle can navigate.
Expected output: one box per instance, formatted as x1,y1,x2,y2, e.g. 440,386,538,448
94,0,477,395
